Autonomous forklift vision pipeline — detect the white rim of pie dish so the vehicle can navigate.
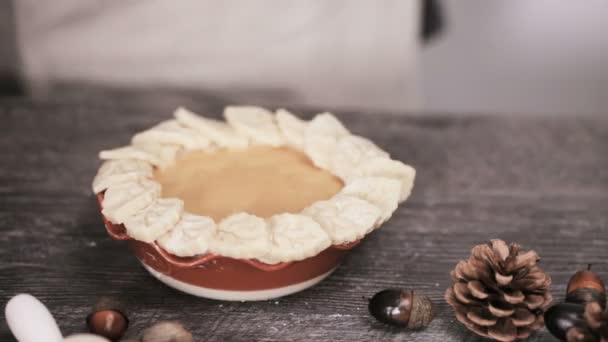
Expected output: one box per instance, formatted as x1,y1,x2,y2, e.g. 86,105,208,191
93,106,415,264
141,263,338,301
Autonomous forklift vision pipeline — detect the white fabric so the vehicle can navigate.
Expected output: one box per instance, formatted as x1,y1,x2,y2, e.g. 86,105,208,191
15,0,420,111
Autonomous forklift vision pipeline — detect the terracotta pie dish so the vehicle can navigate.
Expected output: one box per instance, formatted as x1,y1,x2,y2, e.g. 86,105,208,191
93,106,415,301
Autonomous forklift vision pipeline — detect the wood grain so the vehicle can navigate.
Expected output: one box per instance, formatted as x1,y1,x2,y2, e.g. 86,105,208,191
0,95,607,341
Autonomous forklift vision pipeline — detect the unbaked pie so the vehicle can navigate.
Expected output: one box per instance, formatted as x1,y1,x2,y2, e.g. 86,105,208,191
93,106,415,300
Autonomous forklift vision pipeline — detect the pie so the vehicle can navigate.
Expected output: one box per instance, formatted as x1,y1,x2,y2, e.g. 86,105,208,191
93,106,415,265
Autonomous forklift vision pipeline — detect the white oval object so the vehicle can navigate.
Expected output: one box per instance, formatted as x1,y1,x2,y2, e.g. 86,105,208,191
5,294,63,342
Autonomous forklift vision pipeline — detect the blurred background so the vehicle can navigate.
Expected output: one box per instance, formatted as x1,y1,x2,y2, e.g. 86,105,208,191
1,0,607,115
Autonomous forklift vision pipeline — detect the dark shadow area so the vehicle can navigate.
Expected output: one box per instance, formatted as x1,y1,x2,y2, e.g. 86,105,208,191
0,0,22,96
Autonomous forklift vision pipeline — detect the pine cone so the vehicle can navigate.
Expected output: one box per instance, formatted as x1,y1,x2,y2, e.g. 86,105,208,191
445,239,553,341
566,302,608,342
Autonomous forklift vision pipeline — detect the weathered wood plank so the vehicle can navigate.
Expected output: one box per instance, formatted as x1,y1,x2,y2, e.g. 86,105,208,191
0,96,607,341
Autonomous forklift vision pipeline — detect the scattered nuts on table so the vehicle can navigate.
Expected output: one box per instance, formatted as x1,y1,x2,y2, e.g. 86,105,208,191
142,321,193,342
368,289,434,329
86,297,129,341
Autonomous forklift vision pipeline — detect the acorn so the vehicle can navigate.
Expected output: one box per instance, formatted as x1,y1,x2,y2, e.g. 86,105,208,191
544,303,587,341
566,265,606,310
368,289,434,329
142,321,192,342
545,266,607,341
86,297,129,341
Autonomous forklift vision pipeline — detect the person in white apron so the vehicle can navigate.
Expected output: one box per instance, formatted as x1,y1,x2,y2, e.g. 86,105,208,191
14,1,423,111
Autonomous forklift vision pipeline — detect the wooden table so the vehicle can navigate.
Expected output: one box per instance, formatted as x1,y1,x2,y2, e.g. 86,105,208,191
1,94,607,341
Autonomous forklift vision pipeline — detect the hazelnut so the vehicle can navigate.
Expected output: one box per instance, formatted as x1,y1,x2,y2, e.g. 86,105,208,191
86,297,129,341
142,321,192,342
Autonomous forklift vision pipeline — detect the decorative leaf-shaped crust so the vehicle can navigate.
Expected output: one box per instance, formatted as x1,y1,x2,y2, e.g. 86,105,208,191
302,194,381,244
100,143,181,169
174,107,248,148
340,177,401,222
303,112,350,169
92,159,152,193
275,108,307,150
157,213,216,257
224,106,283,146
124,198,184,243
258,213,331,264
210,213,270,259
94,106,415,262
329,135,389,181
102,179,161,224
351,157,416,202
132,120,210,150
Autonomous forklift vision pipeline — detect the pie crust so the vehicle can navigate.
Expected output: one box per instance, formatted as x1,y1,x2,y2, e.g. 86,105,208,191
93,106,415,264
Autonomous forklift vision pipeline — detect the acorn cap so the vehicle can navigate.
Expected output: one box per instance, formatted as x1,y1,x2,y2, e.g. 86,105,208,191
566,268,606,310
567,270,606,295
91,297,128,316
409,291,435,329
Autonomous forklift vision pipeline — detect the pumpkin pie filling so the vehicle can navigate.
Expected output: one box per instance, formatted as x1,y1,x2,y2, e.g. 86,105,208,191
153,146,344,222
